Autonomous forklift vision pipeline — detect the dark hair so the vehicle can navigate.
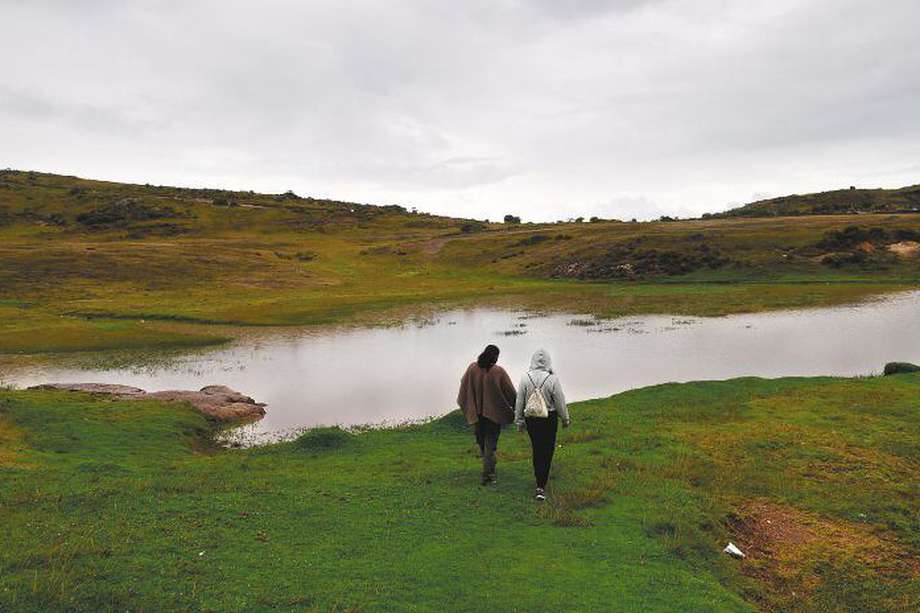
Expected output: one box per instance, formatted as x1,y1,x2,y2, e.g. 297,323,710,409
477,344,500,370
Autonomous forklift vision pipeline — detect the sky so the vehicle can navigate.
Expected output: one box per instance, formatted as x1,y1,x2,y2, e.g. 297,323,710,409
2,0,920,221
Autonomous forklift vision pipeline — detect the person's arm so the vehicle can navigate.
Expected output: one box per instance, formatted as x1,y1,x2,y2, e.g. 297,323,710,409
552,375,570,426
514,376,527,428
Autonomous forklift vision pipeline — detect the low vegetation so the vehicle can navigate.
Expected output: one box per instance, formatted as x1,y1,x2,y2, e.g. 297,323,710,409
2,373,918,610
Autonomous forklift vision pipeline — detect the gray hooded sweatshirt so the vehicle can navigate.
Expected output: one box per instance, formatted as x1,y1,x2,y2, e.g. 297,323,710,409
514,349,570,426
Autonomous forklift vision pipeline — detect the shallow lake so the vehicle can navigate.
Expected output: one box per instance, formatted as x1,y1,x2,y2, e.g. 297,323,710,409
4,291,920,442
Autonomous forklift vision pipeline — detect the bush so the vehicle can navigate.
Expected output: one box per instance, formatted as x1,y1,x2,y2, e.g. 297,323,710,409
893,228,920,242
817,225,887,250
294,427,351,451
274,190,301,201
821,251,866,268
515,234,551,247
503,214,521,224
883,362,920,375
460,222,486,234
430,409,469,433
76,198,180,226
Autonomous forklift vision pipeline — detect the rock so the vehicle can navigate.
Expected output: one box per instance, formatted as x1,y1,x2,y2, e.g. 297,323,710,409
27,383,266,422
30,383,147,396
148,386,266,421
883,362,920,376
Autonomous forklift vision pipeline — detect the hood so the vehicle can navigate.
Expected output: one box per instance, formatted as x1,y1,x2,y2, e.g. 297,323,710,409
529,349,553,373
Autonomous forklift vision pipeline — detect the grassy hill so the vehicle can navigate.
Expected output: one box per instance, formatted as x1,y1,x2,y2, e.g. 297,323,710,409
2,169,920,355
713,184,920,218
2,374,918,611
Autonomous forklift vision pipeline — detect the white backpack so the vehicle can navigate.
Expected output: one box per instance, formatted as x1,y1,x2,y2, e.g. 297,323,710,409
524,372,551,418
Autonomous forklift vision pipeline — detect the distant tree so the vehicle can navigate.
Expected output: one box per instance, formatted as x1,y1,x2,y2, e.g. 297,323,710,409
589,216,602,223
503,214,521,224
574,216,584,223
659,215,677,222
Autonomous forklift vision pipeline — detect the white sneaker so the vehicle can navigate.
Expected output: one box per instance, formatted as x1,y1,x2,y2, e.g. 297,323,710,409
535,488,546,501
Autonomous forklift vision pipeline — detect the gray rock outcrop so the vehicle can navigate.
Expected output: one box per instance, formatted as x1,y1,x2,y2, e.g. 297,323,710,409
29,383,266,421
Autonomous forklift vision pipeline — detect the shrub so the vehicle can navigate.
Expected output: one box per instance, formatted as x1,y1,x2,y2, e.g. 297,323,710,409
821,251,866,268
460,222,486,234
274,190,301,201
294,427,351,452
76,198,180,227
503,214,521,224
430,409,469,433
817,225,887,250
883,362,920,375
515,234,550,247
893,228,920,241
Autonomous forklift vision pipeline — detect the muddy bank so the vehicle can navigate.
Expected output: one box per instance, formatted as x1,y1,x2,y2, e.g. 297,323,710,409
29,383,266,422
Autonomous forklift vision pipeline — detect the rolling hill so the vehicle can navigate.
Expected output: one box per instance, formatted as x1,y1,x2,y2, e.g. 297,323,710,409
2,169,920,354
712,184,920,218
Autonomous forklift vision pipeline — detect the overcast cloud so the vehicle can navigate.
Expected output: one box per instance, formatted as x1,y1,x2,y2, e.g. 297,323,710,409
2,0,919,220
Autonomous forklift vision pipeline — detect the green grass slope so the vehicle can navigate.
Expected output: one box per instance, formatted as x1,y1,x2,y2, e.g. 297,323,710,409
2,169,920,355
2,374,918,611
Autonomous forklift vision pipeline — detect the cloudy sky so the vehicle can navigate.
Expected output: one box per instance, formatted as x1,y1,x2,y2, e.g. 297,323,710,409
3,1,919,220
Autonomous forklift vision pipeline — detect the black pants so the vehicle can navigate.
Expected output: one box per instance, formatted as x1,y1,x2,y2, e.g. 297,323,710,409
474,417,501,479
526,412,558,488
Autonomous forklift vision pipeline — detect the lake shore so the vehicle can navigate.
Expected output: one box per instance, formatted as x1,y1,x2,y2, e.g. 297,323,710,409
6,290,920,441
2,373,917,611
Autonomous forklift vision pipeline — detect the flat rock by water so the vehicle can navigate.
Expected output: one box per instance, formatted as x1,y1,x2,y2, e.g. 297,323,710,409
29,383,266,421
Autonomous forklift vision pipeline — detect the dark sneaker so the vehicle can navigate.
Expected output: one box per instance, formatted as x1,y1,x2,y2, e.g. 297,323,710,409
481,473,496,486
535,488,546,501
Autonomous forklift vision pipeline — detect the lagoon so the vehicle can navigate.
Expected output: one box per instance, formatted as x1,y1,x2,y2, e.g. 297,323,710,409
5,291,920,442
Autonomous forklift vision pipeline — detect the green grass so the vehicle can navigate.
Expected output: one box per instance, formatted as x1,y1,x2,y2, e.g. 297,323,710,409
2,374,918,611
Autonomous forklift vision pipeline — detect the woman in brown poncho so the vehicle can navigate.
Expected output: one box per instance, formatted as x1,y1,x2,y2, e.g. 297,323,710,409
457,344,517,485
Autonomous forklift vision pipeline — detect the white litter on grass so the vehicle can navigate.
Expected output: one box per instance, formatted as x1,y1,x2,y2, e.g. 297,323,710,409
723,542,745,558
198,551,205,557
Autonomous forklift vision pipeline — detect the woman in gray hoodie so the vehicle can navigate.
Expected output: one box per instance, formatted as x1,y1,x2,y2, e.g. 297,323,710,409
514,349,570,500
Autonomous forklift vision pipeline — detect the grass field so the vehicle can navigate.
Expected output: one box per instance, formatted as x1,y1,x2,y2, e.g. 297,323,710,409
2,170,920,355
1,373,918,611
2,170,919,610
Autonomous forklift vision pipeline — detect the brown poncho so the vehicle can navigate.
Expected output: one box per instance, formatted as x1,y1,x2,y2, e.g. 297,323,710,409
456,362,517,425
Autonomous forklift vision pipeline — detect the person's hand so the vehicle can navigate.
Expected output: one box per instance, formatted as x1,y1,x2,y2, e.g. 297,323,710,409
562,418,571,429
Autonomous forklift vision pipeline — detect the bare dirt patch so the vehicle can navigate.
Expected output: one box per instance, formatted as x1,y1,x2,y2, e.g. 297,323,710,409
727,500,919,605
887,240,920,258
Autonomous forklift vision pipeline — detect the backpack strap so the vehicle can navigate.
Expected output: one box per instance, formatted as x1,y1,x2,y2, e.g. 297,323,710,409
528,371,550,391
